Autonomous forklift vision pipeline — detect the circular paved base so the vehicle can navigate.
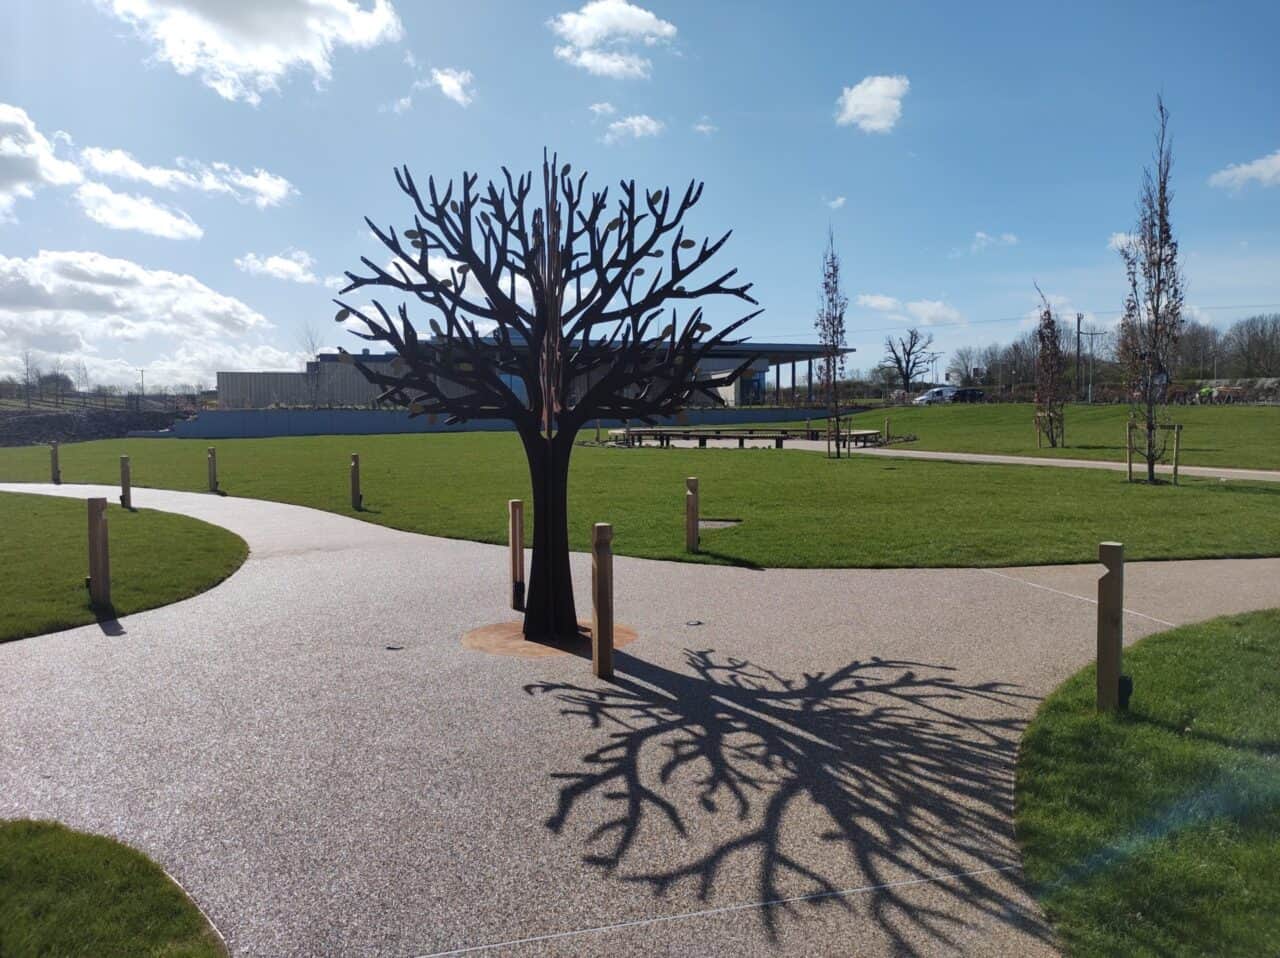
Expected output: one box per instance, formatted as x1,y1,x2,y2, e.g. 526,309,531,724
462,620,639,659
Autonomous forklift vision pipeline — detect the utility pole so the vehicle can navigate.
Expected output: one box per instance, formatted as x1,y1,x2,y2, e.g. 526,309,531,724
1080,328,1106,404
1076,313,1083,402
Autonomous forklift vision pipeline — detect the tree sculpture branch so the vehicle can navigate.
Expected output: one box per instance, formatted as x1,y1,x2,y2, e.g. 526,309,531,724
332,152,762,438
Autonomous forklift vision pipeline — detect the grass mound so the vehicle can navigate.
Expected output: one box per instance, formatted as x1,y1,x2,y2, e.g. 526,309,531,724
0,491,248,642
0,819,224,956
1016,609,1280,956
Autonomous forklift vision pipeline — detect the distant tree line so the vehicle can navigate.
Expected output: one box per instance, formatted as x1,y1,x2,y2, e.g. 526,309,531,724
945,312,1280,397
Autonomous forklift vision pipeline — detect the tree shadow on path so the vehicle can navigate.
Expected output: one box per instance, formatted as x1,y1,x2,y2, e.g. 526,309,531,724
526,649,1053,954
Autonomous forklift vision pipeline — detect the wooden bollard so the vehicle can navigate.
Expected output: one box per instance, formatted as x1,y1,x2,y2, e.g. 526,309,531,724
884,417,890,443
86,497,111,609
119,455,132,509
1125,423,1134,482
1096,542,1124,713
51,441,61,484
207,446,219,493
350,453,363,510
1172,425,1182,486
508,499,525,611
591,522,614,680
685,477,699,553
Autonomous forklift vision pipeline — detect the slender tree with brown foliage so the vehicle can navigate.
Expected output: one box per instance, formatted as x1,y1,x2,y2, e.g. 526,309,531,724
1117,97,1184,482
1034,285,1066,447
882,327,933,397
333,153,761,640
814,228,848,457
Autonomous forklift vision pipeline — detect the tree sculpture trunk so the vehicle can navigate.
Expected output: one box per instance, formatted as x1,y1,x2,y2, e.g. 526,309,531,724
520,428,579,640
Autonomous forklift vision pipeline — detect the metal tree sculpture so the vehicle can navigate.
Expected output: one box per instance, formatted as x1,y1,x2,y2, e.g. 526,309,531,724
333,153,761,641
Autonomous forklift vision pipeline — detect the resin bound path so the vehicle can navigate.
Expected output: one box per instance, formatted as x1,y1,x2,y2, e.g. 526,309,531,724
2,482,1277,957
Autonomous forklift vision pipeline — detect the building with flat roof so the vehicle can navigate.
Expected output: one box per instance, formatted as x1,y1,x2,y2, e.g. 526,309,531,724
216,341,852,410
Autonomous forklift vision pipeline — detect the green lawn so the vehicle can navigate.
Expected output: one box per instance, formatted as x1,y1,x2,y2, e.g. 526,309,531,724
0,820,224,957
0,492,247,642
781,403,1280,470
2,433,1278,569
1016,610,1280,957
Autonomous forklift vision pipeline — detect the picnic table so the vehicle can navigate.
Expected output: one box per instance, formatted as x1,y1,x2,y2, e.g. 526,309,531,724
608,425,882,449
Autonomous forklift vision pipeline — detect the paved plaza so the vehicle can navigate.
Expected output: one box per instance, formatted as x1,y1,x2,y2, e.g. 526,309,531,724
2,483,1277,956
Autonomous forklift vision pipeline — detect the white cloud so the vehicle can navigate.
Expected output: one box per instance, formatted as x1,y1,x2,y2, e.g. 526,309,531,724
0,103,83,221
951,230,1018,257
603,114,664,144
835,75,910,133
80,147,295,208
1108,231,1131,252
693,116,718,135
827,196,846,210
857,293,901,312
549,0,676,79
96,0,403,105
971,231,1017,253
236,249,318,283
589,101,616,117
857,292,962,326
0,249,275,386
74,182,203,239
1208,149,1280,190
428,67,475,107
904,299,962,326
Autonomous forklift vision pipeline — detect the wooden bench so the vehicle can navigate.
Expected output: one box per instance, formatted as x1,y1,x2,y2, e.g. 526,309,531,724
609,425,883,449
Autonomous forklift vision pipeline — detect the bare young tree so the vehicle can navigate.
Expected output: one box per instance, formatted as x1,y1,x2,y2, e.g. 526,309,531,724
21,350,40,408
335,153,761,640
1117,96,1184,482
1034,286,1067,446
947,346,979,386
814,228,848,457
882,328,933,397
297,320,324,408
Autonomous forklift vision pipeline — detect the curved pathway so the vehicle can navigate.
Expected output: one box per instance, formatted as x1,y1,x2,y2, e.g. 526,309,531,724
667,437,1280,482
2,482,1277,957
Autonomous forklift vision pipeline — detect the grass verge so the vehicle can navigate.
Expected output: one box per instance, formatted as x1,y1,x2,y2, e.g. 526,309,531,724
0,819,225,957
0,491,248,642
1016,609,1280,956
774,402,1280,470
2,434,1278,569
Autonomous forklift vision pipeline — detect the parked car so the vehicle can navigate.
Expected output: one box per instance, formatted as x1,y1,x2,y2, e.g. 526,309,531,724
949,387,986,403
913,386,957,405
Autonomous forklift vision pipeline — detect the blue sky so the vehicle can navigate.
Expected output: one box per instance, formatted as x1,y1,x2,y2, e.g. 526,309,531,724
2,0,1278,387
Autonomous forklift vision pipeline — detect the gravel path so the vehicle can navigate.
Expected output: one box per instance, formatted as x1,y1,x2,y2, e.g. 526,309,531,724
3,482,1277,957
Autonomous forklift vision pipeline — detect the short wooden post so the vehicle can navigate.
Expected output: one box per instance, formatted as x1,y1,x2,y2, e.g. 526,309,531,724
86,497,111,609
350,453,362,510
591,522,614,680
508,499,525,611
685,477,699,553
1125,423,1134,482
884,417,890,442
119,455,132,509
207,446,219,493
1172,425,1182,486
50,442,61,484
1097,542,1124,713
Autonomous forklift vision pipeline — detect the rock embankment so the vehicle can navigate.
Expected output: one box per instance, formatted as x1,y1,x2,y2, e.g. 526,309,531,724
0,408,178,446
